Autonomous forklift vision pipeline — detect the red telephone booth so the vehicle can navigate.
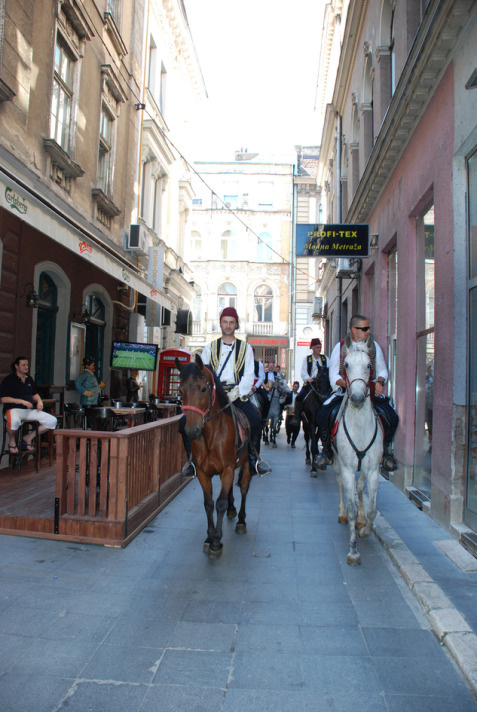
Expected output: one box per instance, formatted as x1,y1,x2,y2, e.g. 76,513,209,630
157,348,191,400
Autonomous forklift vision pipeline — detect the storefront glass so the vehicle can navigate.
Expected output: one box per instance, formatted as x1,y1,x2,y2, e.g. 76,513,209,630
413,206,434,498
466,150,477,528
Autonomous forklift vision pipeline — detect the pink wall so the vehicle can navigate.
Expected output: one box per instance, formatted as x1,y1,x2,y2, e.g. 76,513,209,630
369,63,455,490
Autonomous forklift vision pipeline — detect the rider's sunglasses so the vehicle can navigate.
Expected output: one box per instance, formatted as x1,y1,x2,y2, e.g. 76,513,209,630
354,325,371,331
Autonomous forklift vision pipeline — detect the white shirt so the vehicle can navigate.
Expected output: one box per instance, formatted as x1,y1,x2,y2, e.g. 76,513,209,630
328,339,388,392
254,361,266,389
300,354,330,382
201,339,255,397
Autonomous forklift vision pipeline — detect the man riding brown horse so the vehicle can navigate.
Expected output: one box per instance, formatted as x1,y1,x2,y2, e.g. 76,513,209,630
181,306,271,478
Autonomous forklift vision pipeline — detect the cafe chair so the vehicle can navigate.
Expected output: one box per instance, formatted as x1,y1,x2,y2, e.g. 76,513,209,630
85,407,116,431
63,403,86,430
1,408,40,476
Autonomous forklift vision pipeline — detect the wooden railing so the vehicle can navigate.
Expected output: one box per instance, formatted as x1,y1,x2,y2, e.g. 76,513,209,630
54,415,187,547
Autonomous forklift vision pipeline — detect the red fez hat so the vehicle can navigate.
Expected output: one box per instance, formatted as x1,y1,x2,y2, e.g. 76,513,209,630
220,306,239,321
310,338,321,347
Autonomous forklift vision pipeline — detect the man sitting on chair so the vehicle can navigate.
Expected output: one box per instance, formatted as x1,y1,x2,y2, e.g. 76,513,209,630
0,356,57,455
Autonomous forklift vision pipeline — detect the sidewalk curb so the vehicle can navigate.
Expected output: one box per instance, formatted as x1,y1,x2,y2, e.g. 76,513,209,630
373,512,477,696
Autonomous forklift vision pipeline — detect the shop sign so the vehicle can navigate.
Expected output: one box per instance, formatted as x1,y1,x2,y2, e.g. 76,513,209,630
296,223,369,257
4,187,27,215
248,336,289,347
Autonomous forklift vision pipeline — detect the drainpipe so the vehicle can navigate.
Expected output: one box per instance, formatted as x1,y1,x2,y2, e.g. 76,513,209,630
336,112,343,338
289,168,297,380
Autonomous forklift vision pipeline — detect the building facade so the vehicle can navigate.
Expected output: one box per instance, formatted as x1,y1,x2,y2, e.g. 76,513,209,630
314,0,477,545
0,0,204,408
185,152,294,374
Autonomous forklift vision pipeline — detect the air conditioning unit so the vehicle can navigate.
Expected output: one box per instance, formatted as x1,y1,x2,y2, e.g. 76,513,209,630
336,258,354,277
128,224,149,256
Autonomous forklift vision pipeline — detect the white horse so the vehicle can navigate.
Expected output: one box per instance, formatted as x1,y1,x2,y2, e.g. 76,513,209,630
333,334,384,565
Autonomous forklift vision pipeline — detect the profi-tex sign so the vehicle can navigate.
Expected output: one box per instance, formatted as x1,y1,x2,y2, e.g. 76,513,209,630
296,224,369,257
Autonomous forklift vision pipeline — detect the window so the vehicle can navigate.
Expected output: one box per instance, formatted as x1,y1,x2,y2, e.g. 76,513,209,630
254,285,273,322
220,230,237,260
84,293,106,382
192,285,201,323
35,273,58,384
191,231,202,259
106,0,121,26
257,232,273,261
258,182,273,207
51,38,74,152
218,283,237,312
387,247,398,402
98,106,113,194
413,205,434,499
159,63,167,115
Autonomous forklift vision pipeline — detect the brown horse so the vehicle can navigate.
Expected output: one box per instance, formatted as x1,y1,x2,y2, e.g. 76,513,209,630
176,354,252,559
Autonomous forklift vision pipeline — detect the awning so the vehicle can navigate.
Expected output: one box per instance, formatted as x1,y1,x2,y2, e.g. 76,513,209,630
0,166,173,311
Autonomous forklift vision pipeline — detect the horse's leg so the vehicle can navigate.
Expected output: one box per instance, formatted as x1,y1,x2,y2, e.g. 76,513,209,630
304,426,311,465
209,466,234,558
199,474,217,553
359,467,378,538
355,471,366,530
227,477,237,519
342,468,360,565
310,423,320,474
335,469,348,524
271,416,278,448
236,460,251,534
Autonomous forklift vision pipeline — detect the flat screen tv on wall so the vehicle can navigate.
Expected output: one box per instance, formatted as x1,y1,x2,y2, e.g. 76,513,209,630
111,341,158,371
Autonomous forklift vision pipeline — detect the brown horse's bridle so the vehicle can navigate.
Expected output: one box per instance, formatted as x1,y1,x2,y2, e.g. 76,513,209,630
181,366,217,426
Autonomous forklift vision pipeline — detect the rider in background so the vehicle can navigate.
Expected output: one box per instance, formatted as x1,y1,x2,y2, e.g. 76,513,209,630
285,381,300,448
292,338,329,425
317,314,399,471
200,306,271,477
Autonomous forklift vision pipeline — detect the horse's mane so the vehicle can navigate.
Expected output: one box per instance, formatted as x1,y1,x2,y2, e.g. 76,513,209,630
181,361,229,409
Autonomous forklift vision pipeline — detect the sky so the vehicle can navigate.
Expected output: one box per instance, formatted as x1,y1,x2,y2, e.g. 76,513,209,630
183,0,326,162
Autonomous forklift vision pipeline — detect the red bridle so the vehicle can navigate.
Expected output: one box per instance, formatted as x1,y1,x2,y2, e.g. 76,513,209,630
344,369,371,398
181,366,217,425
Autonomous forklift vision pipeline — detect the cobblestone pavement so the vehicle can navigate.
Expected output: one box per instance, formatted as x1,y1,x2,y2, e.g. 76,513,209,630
0,429,476,711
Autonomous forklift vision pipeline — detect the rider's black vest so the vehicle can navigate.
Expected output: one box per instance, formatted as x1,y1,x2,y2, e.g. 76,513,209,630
209,337,247,384
306,354,327,376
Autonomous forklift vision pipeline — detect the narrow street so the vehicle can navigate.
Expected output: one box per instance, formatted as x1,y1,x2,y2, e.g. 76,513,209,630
0,428,476,712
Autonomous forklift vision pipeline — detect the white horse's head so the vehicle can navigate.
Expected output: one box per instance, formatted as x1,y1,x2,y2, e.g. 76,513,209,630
342,334,374,409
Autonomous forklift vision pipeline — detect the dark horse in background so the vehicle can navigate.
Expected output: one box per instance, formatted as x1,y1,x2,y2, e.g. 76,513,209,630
301,364,331,475
176,354,253,559
262,375,290,448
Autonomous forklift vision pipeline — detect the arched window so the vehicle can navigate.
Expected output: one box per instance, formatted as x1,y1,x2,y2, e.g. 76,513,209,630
257,232,273,261
84,293,106,381
218,283,237,312
220,230,237,260
254,285,273,322
35,272,58,384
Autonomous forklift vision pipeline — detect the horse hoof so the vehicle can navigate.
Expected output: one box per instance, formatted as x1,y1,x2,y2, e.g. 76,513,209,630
347,553,361,566
310,470,318,478
227,508,237,520
272,443,277,449
208,545,223,560
359,525,371,538
306,458,311,465
338,514,348,524
203,541,211,552
235,522,247,534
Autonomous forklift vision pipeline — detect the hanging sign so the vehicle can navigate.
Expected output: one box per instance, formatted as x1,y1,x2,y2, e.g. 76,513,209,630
296,224,369,257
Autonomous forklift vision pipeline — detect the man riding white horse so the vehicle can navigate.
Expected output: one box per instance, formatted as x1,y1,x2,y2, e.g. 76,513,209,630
184,307,271,477
317,315,399,472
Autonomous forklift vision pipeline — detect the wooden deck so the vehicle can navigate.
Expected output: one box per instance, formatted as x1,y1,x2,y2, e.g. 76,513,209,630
0,416,188,546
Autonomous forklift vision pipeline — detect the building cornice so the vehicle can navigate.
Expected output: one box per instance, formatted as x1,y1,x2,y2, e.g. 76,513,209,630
348,0,473,223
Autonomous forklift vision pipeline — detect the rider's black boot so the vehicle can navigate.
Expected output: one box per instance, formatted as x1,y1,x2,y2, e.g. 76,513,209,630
382,442,398,471
249,430,272,477
317,424,333,469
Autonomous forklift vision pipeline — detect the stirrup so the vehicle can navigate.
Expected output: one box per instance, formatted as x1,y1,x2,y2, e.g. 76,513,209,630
181,460,196,477
255,458,272,477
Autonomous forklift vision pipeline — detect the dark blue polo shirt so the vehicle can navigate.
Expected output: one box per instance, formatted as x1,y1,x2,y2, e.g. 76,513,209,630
0,373,38,411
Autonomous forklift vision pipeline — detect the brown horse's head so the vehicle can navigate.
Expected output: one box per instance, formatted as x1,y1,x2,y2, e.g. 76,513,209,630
177,355,218,439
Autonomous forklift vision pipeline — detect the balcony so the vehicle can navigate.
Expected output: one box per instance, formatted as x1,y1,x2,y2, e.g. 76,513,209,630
251,322,273,335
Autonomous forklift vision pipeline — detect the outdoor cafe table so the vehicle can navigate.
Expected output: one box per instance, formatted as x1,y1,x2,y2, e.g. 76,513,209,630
110,407,146,428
